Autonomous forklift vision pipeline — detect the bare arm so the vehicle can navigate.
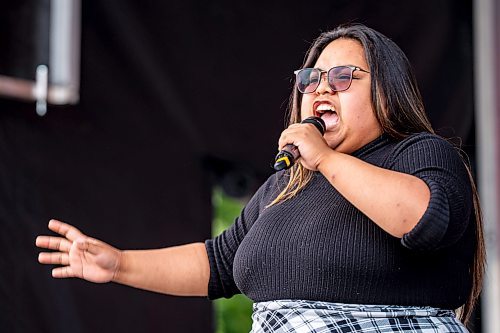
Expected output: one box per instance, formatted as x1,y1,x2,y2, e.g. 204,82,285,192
36,219,210,296
115,243,209,296
317,150,430,238
279,124,430,238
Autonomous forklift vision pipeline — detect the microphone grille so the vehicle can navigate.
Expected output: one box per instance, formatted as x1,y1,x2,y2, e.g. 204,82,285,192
301,116,326,135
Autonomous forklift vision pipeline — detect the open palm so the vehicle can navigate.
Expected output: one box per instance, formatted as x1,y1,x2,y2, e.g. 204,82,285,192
36,219,121,283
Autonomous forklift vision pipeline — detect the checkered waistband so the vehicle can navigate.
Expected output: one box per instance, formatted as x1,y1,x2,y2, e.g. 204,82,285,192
250,300,468,332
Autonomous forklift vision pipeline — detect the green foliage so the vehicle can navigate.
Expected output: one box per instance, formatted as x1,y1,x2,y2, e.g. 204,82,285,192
214,295,253,333
212,188,253,333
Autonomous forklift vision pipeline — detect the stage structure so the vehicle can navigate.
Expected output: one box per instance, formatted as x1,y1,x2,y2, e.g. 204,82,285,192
0,1,484,332
0,0,81,115
474,0,500,332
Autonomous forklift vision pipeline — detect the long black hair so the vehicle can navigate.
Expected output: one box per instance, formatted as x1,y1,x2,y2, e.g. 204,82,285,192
271,23,484,325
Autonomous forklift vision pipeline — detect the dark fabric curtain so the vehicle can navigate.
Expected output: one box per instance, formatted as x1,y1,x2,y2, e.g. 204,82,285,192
0,1,474,332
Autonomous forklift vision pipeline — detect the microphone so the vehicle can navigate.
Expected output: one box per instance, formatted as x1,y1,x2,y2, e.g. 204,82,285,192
273,116,326,171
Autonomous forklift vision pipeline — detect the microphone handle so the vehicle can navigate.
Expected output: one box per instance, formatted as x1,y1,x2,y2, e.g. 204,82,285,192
273,117,325,171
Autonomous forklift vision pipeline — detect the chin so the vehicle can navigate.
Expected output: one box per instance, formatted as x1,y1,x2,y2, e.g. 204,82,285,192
325,135,342,151
329,141,354,154
327,142,342,151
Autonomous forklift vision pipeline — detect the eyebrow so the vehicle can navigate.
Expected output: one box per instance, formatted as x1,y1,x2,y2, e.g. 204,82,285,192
314,65,370,73
315,64,364,70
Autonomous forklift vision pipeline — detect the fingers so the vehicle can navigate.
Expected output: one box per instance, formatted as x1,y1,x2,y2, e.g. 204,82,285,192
35,236,72,252
48,219,84,242
278,123,313,150
38,252,69,266
52,266,75,279
278,122,327,150
36,235,101,264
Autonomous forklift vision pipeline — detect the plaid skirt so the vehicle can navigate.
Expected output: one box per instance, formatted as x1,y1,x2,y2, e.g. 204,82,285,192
250,300,468,333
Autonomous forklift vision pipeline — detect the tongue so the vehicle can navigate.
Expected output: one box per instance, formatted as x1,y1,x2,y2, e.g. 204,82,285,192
321,112,339,130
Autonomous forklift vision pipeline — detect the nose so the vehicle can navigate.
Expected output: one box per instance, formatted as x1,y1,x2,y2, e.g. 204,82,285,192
315,71,334,94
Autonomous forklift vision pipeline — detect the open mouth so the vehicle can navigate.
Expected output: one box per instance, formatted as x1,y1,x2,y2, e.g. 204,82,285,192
314,103,339,130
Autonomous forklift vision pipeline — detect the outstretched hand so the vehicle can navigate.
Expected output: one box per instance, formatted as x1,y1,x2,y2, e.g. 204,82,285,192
36,219,122,283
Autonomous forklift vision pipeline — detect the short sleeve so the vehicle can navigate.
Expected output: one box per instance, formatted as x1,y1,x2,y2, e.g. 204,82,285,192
387,133,473,251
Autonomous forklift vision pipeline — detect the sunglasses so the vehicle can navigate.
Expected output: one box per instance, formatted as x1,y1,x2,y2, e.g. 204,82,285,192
294,66,370,94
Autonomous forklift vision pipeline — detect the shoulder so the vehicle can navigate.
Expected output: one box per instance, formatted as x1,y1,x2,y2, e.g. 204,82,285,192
394,132,455,152
386,132,470,177
248,171,289,210
261,170,288,193
389,132,463,163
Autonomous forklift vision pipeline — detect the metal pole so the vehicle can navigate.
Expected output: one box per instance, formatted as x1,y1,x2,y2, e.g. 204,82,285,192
474,0,500,332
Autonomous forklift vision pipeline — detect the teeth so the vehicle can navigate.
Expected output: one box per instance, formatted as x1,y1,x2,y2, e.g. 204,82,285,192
316,104,335,112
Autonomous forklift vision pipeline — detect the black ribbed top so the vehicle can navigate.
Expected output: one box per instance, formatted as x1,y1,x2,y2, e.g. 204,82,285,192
205,132,475,309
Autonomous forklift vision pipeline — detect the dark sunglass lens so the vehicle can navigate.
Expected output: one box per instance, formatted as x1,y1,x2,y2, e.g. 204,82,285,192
297,69,320,93
328,66,352,91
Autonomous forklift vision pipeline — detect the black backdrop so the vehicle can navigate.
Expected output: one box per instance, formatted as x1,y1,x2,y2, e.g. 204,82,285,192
0,1,475,332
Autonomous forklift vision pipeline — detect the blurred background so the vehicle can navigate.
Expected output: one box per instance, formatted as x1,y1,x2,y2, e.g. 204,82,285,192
0,0,498,332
